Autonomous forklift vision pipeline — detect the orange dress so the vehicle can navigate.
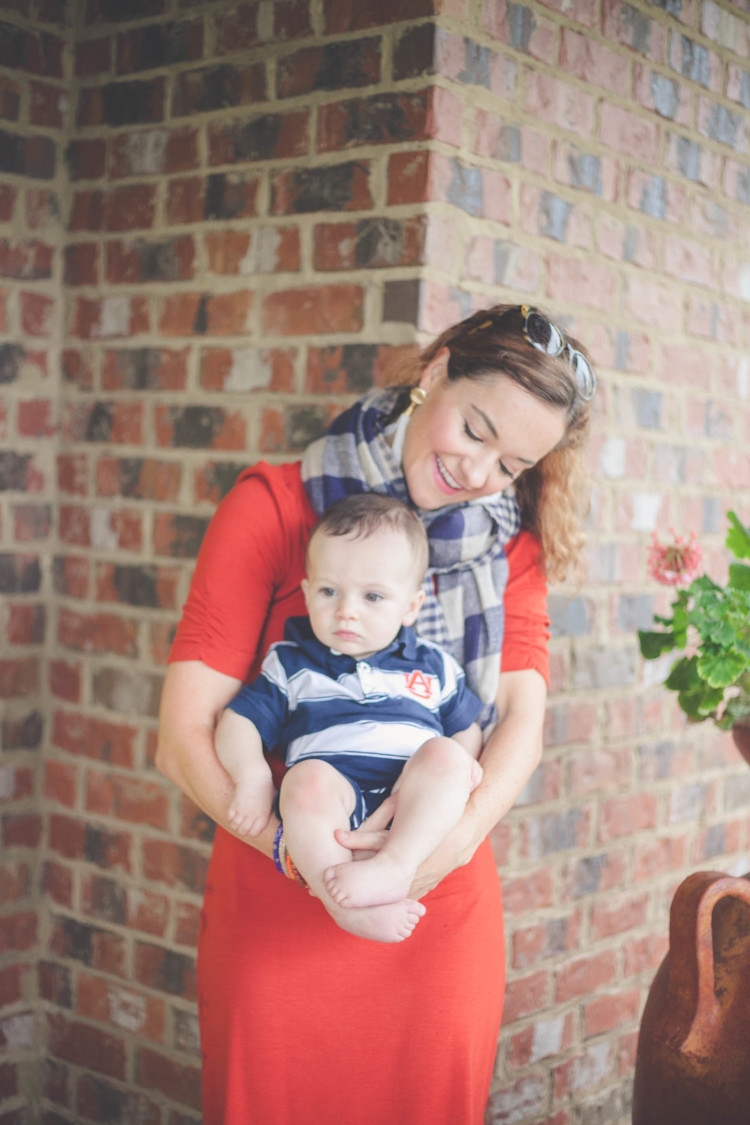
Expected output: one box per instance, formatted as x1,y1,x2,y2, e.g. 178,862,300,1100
170,462,550,1125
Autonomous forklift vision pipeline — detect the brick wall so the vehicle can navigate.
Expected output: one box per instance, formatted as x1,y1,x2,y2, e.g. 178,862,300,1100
1,0,70,1114
2,0,750,1121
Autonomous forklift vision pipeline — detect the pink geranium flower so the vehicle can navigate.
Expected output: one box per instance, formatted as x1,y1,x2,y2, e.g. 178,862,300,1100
647,530,704,587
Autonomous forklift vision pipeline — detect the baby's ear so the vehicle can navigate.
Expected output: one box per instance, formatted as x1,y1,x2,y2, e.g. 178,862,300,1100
301,577,310,609
402,588,425,626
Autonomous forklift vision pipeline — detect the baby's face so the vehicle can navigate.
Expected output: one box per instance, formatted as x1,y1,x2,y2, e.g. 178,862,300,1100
302,527,424,659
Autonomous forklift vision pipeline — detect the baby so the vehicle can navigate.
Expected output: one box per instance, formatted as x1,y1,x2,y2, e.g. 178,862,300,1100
215,493,483,942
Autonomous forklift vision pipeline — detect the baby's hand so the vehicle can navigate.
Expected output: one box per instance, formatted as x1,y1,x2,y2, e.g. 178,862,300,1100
227,760,275,837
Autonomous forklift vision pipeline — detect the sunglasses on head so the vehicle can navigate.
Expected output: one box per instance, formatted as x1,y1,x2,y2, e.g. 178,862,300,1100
520,305,597,401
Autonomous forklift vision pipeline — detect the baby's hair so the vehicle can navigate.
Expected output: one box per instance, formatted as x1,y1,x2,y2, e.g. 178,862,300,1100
309,494,429,584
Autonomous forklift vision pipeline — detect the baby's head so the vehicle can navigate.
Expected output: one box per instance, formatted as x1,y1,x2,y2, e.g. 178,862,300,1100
302,494,429,659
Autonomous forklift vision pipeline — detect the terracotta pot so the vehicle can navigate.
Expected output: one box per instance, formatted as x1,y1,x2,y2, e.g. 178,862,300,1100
632,871,750,1125
731,722,750,766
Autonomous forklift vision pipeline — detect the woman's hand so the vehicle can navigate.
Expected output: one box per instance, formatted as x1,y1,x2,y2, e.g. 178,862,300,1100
334,794,397,861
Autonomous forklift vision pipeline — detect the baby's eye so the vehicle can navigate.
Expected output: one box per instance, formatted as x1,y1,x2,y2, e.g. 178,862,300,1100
463,421,482,442
320,587,336,597
364,592,383,603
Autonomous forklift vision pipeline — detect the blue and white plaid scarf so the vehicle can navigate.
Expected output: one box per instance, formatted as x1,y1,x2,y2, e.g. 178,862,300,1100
301,387,521,729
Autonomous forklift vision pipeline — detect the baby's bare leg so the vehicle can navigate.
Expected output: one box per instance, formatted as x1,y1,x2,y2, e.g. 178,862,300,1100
215,709,275,836
280,760,425,943
324,737,481,908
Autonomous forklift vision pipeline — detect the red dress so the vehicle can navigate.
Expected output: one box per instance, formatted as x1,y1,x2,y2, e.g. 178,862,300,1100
170,462,550,1125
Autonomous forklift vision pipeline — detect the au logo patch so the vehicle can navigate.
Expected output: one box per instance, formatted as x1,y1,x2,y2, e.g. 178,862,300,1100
403,670,434,700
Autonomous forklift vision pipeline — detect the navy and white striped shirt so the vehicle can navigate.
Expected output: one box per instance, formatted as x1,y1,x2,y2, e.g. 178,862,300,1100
227,616,482,792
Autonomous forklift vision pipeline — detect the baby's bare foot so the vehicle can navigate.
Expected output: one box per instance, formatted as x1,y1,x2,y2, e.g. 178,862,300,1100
227,772,274,837
326,897,425,943
324,854,414,908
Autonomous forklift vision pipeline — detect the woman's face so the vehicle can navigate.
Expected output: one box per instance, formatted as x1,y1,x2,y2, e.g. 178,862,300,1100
401,350,567,511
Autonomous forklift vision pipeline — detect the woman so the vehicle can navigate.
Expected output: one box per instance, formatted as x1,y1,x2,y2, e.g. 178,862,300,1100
156,305,594,1124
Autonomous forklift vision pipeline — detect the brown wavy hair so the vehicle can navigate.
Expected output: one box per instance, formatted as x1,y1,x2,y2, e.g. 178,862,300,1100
389,304,593,583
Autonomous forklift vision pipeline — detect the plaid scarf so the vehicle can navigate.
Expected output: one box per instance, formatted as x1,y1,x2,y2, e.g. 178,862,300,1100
301,388,521,729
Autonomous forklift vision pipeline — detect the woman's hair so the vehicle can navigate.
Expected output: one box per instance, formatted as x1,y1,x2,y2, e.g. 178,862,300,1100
389,304,593,583
309,493,429,585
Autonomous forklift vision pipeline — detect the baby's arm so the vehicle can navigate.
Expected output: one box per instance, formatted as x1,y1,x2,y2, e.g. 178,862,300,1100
214,708,276,836
450,721,482,759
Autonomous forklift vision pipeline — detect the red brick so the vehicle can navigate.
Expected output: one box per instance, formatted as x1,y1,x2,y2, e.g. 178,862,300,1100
102,347,188,391
507,1012,576,1067
49,659,82,703
200,346,295,393
0,74,21,121
214,3,261,53
106,235,195,284
555,950,617,1002
95,561,179,610
85,773,169,830
501,867,555,914
70,296,150,341
48,1013,126,1079
70,189,103,232
62,347,97,392
137,1047,201,1110
634,833,689,881
20,291,55,338
503,969,551,1023
142,839,209,893
42,860,73,907
263,285,363,336
0,911,37,953
314,217,424,271
583,988,641,1037
52,712,136,767
76,971,166,1043
96,457,181,502
0,238,54,280
0,963,26,1005
524,72,595,137
158,291,253,337
3,812,42,848
154,404,246,452
75,35,110,76
206,227,300,275
387,150,431,205
324,0,434,34
173,61,265,116
43,760,78,809
52,555,90,598
599,793,658,842
48,814,132,874
271,161,372,215
64,242,99,286
622,932,669,978
134,942,197,1000
0,184,16,221
29,80,65,128
207,110,309,165
110,127,199,179
0,862,31,908
0,657,39,698
174,901,201,947
57,607,138,657
57,453,89,496
104,184,156,232
6,602,45,644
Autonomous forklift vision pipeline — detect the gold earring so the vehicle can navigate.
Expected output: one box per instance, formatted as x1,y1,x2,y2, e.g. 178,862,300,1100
403,387,427,417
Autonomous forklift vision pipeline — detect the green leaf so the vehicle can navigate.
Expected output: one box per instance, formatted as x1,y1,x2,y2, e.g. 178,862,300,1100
726,510,750,560
677,685,724,719
697,648,749,688
638,630,676,659
729,563,750,592
665,656,701,691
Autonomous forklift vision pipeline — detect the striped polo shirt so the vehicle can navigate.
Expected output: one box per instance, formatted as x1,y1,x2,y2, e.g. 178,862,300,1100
227,616,482,792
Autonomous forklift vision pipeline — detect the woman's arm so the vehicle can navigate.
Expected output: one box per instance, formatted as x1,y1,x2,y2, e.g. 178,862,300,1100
338,667,546,897
156,660,280,858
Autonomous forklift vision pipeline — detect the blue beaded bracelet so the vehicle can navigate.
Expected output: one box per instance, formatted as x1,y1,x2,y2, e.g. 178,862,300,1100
272,822,285,876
